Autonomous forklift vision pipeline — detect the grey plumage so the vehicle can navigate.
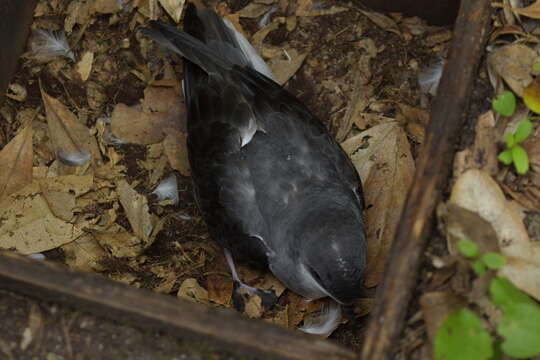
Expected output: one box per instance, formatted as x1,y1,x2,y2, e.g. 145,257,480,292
141,4,367,305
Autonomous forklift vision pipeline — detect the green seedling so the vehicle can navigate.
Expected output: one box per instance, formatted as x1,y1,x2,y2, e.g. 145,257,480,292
493,91,516,117
435,240,540,360
498,119,533,175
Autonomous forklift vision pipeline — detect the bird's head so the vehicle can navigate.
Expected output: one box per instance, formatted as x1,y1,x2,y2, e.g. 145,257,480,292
298,208,367,304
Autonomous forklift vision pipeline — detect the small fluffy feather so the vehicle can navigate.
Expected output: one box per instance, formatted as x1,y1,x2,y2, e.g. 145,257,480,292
58,150,91,166
298,300,342,336
31,29,75,61
418,58,445,96
152,174,179,205
27,253,45,260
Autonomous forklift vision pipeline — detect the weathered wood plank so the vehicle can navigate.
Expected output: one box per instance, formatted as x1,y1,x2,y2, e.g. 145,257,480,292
360,1,492,359
0,0,36,105
0,252,355,360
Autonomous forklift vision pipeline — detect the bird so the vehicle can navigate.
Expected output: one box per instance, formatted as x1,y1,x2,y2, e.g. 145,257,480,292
141,3,367,325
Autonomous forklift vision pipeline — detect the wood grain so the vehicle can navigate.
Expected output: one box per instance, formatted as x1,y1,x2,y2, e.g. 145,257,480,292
360,1,492,359
0,252,355,360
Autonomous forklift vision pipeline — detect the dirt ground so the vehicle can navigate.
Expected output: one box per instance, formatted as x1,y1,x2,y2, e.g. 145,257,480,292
0,290,244,360
0,0,459,357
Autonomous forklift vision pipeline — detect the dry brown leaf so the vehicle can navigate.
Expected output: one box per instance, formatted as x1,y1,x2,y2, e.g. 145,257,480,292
450,169,540,300
158,0,186,23
255,274,286,298
268,48,307,85
111,104,165,144
252,17,284,51
488,44,537,96
207,274,233,306
91,0,123,14
513,1,540,19
454,111,498,177
76,51,94,82
341,122,415,287
264,307,289,328
0,125,33,202
93,225,145,258
111,86,185,145
153,269,178,293
336,38,376,140
237,3,270,18
61,233,108,272
438,202,500,256
163,130,190,176
41,88,101,167
116,179,155,245
296,0,347,16
420,292,466,343
359,10,401,37
0,183,83,254
244,294,264,318
177,278,209,304
64,1,93,33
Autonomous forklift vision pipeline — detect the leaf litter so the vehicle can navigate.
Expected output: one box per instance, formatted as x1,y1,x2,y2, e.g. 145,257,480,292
0,0,451,350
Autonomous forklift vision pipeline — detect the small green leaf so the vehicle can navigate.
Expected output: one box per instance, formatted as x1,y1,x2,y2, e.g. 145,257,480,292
490,276,540,358
511,145,529,175
473,260,487,276
514,119,534,143
434,309,493,360
457,239,479,258
493,91,516,117
506,133,516,148
481,253,506,270
498,150,513,165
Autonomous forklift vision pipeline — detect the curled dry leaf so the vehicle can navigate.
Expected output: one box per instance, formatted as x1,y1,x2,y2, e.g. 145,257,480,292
487,44,537,96
454,111,498,177
341,122,415,287
450,169,540,301
512,0,540,19
0,125,33,202
116,179,155,246
41,88,101,167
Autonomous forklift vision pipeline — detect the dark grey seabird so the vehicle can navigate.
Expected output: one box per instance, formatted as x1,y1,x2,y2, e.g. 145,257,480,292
142,3,367,317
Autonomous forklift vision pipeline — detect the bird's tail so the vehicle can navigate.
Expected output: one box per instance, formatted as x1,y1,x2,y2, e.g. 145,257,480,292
140,3,273,79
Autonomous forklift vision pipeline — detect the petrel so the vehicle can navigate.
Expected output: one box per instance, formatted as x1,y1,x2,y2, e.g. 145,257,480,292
142,3,367,321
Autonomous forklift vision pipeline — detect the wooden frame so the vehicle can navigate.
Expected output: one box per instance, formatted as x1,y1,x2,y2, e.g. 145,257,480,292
0,0,492,359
